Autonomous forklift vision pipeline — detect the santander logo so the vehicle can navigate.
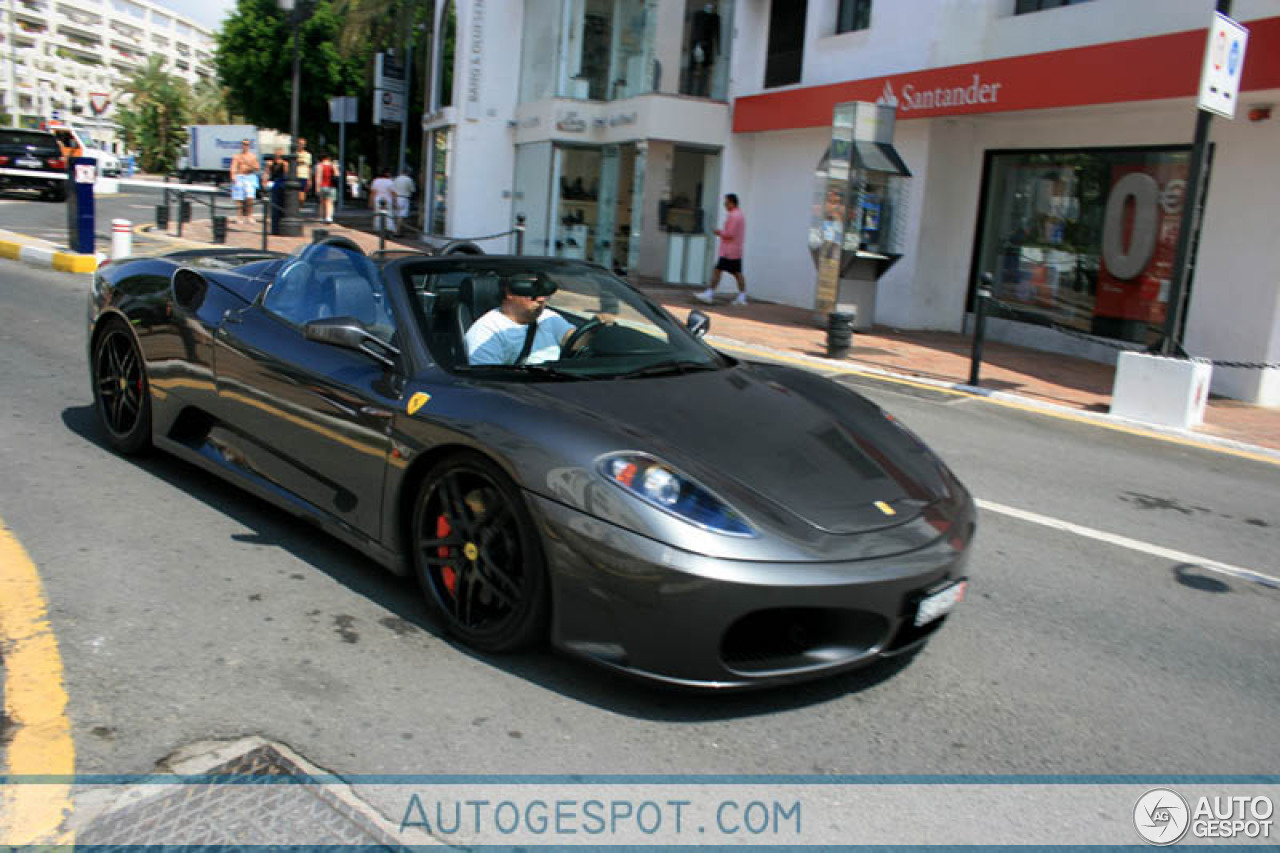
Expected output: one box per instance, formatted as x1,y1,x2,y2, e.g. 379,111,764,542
877,73,1003,113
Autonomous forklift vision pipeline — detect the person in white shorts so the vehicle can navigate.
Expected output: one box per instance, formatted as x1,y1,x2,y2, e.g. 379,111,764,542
229,140,260,224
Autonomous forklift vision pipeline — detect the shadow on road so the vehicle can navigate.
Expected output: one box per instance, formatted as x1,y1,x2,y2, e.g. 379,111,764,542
63,402,924,722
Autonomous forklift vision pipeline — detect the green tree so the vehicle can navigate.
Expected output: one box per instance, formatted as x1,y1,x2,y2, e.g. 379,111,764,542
115,56,190,173
216,0,367,143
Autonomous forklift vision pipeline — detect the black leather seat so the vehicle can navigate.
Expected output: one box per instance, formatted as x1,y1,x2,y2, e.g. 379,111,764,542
455,275,503,336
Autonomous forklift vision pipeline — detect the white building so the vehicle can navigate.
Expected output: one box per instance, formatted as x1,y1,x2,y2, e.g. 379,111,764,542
422,0,1280,405
1,0,216,146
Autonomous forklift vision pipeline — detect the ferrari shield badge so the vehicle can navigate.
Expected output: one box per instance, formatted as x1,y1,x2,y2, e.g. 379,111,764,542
407,392,431,415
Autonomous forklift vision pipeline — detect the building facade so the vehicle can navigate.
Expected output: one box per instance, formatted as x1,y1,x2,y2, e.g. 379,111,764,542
1,0,216,145
421,0,736,283
424,0,1280,405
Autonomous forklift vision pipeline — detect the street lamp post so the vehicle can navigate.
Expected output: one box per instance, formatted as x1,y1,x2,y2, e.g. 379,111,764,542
278,0,303,236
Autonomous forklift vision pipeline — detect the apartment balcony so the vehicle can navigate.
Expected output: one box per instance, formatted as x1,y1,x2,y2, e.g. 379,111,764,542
14,0,49,18
57,17,102,41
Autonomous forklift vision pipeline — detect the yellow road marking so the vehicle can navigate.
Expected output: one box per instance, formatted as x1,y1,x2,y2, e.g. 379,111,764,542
714,341,1280,468
0,519,74,845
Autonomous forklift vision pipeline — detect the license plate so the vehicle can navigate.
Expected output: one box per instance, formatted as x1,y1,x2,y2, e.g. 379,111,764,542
914,579,967,627
17,157,41,168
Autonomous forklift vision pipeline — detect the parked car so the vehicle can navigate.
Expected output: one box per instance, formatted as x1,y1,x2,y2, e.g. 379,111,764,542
87,240,975,690
0,129,68,201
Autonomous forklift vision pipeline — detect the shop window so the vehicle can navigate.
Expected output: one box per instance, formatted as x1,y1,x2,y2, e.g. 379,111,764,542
764,0,806,89
972,147,1192,346
428,127,452,236
437,0,455,108
680,0,731,99
562,0,651,101
1014,0,1094,14
836,0,870,34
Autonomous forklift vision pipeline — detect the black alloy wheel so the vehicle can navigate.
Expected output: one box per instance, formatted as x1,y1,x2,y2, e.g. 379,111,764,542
92,320,152,454
411,452,549,653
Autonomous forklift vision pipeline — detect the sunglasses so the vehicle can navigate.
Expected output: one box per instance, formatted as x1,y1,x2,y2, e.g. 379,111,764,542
507,275,558,298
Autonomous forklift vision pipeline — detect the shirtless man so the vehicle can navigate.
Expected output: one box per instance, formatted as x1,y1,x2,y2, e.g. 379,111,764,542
229,140,260,224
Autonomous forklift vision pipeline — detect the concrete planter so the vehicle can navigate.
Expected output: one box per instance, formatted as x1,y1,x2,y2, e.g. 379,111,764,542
1110,350,1212,429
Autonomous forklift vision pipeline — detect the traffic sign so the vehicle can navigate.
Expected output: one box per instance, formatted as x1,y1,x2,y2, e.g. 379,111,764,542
1197,12,1249,118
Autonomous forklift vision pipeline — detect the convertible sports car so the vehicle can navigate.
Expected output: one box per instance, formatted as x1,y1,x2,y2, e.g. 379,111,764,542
88,238,975,689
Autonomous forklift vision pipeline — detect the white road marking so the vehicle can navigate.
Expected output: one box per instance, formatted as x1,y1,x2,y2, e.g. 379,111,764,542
976,498,1280,589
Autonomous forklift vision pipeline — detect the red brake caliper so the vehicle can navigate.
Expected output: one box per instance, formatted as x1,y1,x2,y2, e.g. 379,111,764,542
436,515,458,597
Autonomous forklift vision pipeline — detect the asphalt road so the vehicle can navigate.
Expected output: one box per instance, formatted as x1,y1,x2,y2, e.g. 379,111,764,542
0,256,1276,792
0,183,221,249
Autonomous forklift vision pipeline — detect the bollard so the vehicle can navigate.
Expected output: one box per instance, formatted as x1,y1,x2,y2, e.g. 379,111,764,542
826,310,855,359
155,204,169,229
311,228,329,244
212,215,227,244
515,213,526,255
110,219,132,259
968,273,994,386
180,199,192,223
377,199,389,251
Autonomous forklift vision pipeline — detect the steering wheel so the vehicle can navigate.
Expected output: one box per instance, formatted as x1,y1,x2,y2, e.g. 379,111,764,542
561,317,604,358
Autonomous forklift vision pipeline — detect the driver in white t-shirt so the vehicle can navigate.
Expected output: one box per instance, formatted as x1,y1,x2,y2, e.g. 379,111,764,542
464,275,576,366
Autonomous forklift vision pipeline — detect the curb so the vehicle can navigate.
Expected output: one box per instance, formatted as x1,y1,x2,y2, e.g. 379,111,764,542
709,336,1280,466
0,236,100,273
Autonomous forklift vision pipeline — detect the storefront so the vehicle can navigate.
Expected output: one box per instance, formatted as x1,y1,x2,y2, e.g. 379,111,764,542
728,15,1280,404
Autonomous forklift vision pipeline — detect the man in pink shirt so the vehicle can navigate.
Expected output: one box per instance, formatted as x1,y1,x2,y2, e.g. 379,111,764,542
696,193,748,306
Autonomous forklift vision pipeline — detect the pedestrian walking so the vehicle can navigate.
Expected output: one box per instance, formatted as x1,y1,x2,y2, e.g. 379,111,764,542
369,168,395,234
229,139,260,224
392,167,416,236
267,149,288,235
316,153,337,223
295,137,313,206
696,193,747,306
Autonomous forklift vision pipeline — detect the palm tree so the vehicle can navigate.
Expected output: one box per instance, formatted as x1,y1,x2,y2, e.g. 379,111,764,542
115,56,190,173
189,77,233,125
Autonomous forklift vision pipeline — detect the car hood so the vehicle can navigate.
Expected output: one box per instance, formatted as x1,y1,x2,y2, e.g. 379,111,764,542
527,364,950,535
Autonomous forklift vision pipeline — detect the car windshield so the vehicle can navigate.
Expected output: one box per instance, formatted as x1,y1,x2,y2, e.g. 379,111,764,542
403,259,729,380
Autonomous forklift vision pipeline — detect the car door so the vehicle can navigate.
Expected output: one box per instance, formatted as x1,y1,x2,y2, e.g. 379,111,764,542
213,244,402,540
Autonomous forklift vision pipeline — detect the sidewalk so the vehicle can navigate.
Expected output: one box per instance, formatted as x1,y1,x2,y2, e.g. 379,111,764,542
8,213,1279,457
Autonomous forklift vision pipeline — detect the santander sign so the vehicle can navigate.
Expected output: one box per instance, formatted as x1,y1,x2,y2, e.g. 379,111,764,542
877,74,1003,113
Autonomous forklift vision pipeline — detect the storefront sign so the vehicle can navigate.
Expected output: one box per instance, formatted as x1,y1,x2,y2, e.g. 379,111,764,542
467,0,485,107
877,74,1002,114
555,111,587,133
735,16,1280,133
1198,11,1249,118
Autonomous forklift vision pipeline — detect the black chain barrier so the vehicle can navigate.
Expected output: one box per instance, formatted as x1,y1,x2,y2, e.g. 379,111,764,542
971,283,1280,382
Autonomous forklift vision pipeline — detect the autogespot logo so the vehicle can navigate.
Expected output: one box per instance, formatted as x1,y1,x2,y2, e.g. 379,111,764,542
1135,789,1190,845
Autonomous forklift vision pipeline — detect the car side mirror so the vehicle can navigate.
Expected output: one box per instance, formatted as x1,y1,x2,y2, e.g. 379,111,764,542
304,316,400,370
686,309,710,339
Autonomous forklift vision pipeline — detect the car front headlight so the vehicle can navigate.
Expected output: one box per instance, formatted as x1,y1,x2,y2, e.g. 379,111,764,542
597,452,756,537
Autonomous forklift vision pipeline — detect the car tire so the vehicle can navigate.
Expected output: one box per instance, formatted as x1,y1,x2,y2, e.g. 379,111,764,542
45,186,67,202
91,318,152,455
411,451,549,653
